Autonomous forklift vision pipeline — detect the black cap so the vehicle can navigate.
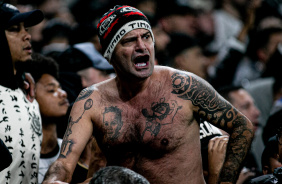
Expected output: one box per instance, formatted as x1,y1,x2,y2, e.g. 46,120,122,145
58,43,113,73
0,3,44,29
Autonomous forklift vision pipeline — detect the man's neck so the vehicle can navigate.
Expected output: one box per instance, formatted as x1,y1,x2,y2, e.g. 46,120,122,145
41,122,58,154
115,75,152,101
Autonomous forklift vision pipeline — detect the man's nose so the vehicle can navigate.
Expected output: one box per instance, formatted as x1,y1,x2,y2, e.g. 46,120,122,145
23,31,31,41
136,38,146,51
58,88,67,98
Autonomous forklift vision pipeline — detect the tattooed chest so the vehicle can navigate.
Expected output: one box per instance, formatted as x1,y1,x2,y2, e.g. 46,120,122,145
95,97,192,154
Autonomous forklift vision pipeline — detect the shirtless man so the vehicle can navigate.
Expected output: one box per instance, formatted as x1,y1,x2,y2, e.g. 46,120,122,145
43,5,254,184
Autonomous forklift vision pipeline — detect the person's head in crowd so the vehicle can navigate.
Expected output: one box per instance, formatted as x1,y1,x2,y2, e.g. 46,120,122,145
255,0,282,27
145,13,170,65
261,135,282,175
166,32,208,79
70,22,101,52
262,44,282,82
25,53,69,119
0,2,44,89
34,0,74,23
58,42,114,88
257,16,282,31
263,109,282,145
41,18,72,59
215,0,258,19
218,85,260,133
97,4,155,72
246,27,282,64
134,0,157,18
158,1,198,36
90,166,150,184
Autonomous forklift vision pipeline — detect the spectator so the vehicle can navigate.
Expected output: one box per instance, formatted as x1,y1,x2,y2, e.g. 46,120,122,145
0,3,44,183
166,32,209,80
145,14,170,65
70,22,101,52
207,0,262,55
250,132,282,184
261,136,282,175
57,42,114,104
24,53,69,184
263,110,282,146
41,18,72,60
0,138,12,172
158,0,198,37
218,85,261,181
89,166,150,184
43,5,254,184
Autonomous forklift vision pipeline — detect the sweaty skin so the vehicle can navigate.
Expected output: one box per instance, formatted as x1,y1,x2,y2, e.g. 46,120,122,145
43,29,253,184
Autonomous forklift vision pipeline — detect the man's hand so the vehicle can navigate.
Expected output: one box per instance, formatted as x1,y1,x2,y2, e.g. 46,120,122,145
23,73,35,102
236,167,255,184
208,135,229,184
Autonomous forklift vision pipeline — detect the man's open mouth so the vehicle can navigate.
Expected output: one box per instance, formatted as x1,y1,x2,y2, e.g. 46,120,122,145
134,55,149,68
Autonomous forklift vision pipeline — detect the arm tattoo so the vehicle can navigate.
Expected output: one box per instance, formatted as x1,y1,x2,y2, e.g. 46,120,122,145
75,87,94,102
141,98,182,139
171,72,234,127
171,72,253,182
60,98,93,158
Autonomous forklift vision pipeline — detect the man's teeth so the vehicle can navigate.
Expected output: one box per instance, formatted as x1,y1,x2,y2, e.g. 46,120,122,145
136,63,146,67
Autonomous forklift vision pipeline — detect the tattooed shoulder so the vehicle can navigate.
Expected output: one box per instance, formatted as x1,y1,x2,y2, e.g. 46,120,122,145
170,71,235,128
76,86,95,102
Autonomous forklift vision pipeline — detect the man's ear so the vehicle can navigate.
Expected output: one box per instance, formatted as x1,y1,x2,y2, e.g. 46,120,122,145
80,75,88,89
262,165,269,175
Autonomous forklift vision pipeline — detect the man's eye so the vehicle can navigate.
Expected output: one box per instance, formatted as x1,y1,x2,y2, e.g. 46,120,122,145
7,26,19,32
144,35,150,39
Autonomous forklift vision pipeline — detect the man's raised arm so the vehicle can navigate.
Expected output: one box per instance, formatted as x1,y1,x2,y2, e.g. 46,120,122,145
43,88,95,183
171,72,254,183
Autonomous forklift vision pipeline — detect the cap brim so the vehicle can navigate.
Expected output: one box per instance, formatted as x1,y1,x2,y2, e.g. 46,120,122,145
8,9,44,28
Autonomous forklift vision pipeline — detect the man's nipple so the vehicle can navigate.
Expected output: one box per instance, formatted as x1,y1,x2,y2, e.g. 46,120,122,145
161,138,169,146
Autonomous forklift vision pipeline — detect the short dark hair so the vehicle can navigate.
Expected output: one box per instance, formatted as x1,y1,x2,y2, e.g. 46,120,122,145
90,166,150,184
261,136,279,169
263,109,282,145
246,27,282,61
25,53,59,82
217,85,243,102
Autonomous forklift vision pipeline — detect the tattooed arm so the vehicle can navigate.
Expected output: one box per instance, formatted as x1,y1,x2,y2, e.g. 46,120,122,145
171,72,254,183
43,88,95,183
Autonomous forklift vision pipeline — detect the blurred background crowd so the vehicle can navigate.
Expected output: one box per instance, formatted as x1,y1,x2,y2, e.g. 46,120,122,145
2,0,282,183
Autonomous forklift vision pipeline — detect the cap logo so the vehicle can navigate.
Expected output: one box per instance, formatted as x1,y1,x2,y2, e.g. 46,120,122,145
120,7,141,13
5,4,18,11
99,14,117,36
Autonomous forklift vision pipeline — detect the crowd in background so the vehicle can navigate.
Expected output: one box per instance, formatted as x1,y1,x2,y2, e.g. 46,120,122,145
2,0,282,183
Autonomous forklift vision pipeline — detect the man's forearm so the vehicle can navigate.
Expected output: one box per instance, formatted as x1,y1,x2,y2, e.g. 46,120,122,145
42,160,72,184
219,115,254,183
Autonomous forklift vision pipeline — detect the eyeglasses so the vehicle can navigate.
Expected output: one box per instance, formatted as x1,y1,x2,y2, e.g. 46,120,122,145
276,134,282,145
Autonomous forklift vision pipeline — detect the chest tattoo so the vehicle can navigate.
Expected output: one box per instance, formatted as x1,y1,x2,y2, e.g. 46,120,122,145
141,98,182,138
103,106,123,141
